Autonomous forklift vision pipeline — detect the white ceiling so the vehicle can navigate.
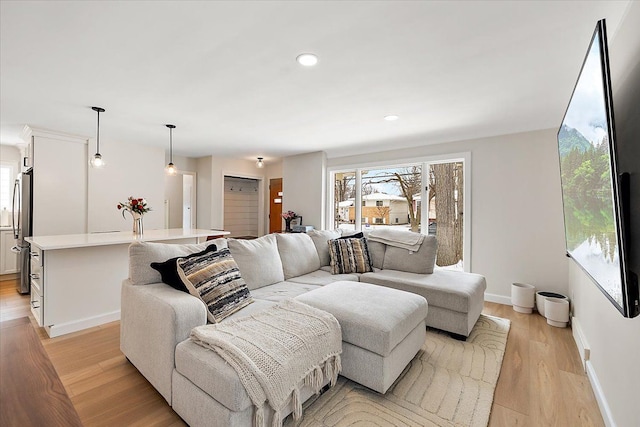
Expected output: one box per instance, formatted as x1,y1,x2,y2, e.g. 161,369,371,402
0,1,632,160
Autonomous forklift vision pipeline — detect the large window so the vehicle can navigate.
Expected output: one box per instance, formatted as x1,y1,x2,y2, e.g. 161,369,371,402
328,154,470,271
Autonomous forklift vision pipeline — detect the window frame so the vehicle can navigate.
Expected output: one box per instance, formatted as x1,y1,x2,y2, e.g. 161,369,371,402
326,152,472,271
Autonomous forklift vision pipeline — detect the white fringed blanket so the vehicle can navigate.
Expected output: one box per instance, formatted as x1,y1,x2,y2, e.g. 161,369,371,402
368,228,425,251
190,299,342,427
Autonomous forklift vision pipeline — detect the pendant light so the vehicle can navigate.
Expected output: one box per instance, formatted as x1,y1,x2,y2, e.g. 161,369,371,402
90,107,106,168
165,124,178,175
256,157,265,168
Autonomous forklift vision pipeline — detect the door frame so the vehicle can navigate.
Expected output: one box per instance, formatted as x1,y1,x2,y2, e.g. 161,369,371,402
269,178,283,233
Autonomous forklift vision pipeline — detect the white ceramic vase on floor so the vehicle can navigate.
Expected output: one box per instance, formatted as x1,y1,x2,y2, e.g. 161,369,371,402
511,282,536,313
544,297,570,327
535,291,568,317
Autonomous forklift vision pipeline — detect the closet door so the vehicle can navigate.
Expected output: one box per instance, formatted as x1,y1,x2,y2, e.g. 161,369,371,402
223,176,258,238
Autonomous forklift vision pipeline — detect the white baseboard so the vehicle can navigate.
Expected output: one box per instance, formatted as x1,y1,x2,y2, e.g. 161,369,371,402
45,310,121,338
571,317,590,372
572,317,615,427
585,361,616,427
484,292,511,305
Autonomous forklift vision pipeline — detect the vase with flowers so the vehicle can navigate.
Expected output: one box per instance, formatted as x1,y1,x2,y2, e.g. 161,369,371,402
282,210,297,232
117,197,152,235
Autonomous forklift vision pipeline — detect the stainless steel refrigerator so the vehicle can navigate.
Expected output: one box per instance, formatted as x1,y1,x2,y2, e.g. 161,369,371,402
11,168,32,294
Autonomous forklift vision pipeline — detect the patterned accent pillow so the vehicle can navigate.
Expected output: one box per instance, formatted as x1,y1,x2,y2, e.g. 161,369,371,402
328,237,374,274
177,248,253,323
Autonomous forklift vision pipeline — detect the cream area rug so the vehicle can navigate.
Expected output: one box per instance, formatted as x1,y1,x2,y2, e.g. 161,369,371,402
285,314,510,427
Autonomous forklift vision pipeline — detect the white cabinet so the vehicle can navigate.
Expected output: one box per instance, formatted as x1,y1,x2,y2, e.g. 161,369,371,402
23,135,34,170
0,230,19,274
22,127,88,236
26,228,219,337
30,246,43,326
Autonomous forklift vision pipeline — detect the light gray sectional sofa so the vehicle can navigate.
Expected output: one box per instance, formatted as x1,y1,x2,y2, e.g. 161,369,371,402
120,230,486,426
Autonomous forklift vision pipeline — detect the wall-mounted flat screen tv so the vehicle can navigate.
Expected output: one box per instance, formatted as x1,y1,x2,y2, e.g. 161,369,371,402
557,19,639,318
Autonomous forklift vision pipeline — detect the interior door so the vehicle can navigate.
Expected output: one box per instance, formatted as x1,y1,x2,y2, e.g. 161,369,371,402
182,174,194,229
269,178,283,233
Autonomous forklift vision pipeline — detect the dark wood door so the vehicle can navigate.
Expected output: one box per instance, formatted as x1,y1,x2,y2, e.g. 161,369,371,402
269,178,283,233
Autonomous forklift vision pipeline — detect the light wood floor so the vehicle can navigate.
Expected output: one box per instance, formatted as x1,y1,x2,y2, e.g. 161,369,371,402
0,278,604,426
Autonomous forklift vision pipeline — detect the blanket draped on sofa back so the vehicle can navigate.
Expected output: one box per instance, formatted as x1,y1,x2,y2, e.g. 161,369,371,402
190,299,342,427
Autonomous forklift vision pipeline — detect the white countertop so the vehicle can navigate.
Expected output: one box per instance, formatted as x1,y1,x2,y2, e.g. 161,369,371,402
25,228,229,250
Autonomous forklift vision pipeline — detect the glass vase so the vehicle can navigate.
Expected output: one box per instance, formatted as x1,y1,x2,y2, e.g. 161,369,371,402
132,212,143,235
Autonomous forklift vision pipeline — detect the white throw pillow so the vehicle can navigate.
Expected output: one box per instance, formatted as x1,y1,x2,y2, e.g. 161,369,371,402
275,233,321,279
307,229,342,266
228,235,285,290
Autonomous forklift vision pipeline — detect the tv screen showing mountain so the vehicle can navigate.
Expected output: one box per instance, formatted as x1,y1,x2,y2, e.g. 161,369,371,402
557,27,623,308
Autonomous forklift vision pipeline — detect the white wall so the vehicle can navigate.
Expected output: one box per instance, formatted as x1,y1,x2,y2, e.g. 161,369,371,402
282,151,327,230
196,156,267,234
164,173,183,229
328,129,568,300
567,4,640,427
164,154,199,229
569,263,640,427
169,154,198,174
88,139,165,232
0,144,21,171
0,144,21,187
0,145,21,223
196,156,213,229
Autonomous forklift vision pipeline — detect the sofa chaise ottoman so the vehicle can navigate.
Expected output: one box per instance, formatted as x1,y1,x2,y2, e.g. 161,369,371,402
359,269,486,339
121,231,487,426
296,281,428,393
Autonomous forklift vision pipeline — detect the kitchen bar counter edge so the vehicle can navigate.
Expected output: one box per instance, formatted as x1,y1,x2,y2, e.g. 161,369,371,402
26,228,229,250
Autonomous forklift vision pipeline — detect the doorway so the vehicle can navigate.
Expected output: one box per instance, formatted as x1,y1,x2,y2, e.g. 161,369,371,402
164,172,196,229
269,178,283,233
182,174,194,229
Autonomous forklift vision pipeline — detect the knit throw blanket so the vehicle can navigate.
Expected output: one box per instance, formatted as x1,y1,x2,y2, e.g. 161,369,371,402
190,299,342,427
368,228,425,251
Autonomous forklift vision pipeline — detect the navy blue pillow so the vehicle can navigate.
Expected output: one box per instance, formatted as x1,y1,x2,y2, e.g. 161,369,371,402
339,232,364,239
150,244,217,292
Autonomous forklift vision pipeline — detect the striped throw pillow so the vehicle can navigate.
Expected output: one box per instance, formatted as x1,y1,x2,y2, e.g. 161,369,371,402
177,248,253,323
328,237,374,274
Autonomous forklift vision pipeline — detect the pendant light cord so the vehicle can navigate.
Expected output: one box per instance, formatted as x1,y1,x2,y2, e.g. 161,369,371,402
96,110,100,154
91,106,105,156
169,127,173,163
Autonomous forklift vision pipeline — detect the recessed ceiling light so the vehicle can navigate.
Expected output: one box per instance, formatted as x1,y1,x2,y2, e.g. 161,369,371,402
296,53,318,66
384,115,399,121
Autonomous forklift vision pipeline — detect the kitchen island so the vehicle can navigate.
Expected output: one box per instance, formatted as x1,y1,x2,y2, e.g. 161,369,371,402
26,228,228,337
